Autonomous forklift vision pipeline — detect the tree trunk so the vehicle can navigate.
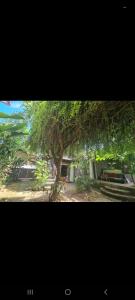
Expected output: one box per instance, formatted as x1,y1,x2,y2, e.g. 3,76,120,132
49,157,62,202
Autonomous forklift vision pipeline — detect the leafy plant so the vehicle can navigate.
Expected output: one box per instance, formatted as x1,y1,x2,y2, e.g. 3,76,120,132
75,176,101,192
0,112,24,119
0,114,28,185
90,179,101,190
34,160,49,188
75,176,92,192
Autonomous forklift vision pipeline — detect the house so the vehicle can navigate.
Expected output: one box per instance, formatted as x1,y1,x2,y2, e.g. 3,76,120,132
11,155,97,183
12,157,75,182
61,156,75,182
60,157,97,182
50,156,75,182
12,164,36,180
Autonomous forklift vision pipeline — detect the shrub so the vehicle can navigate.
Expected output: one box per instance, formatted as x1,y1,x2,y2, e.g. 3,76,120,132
90,179,101,190
32,160,49,190
75,176,92,192
75,176,101,192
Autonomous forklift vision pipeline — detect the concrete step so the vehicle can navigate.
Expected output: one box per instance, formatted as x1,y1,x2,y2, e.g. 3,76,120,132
99,180,135,194
104,185,131,195
100,187,135,202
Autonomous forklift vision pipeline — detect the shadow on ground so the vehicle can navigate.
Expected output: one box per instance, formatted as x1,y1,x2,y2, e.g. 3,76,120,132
0,195,48,202
0,180,49,202
6,180,34,192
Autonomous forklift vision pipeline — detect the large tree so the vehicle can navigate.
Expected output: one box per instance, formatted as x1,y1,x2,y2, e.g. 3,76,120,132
27,101,83,201
25,100,135,201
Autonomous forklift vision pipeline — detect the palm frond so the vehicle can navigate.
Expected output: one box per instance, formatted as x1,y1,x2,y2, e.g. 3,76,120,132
0,112,24,119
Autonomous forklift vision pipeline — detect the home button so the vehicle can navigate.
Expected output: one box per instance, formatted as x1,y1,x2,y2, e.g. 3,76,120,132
65,289,71,296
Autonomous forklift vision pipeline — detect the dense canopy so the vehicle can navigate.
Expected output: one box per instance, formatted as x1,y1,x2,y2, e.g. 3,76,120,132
25,100,135,150
22,100,135,201
0,100,135,201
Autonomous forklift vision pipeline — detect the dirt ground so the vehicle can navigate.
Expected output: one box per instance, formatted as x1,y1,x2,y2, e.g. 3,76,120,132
0,180,48,202
0,181,117,202
58,182,116,202
59,188,113,202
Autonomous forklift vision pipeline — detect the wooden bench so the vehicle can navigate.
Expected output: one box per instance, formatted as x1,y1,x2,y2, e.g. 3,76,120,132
100,172,126,184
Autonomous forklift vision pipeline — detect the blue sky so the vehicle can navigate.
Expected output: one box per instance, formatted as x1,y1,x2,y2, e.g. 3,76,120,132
0,101,23,114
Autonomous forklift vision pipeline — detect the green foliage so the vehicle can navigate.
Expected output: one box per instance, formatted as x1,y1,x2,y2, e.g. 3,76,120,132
0,112,24,119
90,179,101,190
96,151,116,161
0,123,25,132
0,115,28,185
23,100,135,200
75,176,92,192
25,100,135,158
34,160,49,187
71,150,90,175
26,101,84,161
95,128,135,174
0,152,25,186
75,175,101,193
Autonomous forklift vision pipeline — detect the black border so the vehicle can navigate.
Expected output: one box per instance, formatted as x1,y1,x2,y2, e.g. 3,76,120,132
0,10,135,284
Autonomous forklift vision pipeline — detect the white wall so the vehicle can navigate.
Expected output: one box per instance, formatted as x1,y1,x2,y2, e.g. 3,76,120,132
89,159,95,179
70,165,74,182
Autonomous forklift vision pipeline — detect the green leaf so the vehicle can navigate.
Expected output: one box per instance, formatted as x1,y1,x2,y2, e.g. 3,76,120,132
9,132,28,136
0,112,24,119
0,123,26,132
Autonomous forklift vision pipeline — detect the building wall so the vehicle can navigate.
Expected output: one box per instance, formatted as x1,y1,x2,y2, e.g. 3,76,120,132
69,165,74,182
89,160,95,179
12,167,35,180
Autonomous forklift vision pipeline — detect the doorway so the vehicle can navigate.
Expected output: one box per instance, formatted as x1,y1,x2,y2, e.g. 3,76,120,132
61,165,68,177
